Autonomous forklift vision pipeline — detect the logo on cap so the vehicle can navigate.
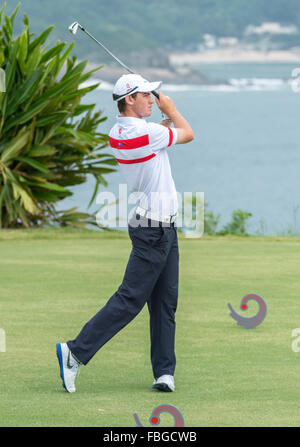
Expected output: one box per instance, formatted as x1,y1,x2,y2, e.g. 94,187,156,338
126,83,131,90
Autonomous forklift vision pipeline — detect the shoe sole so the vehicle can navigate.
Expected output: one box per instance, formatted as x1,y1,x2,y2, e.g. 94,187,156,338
56,343,68,392
152,383,173,392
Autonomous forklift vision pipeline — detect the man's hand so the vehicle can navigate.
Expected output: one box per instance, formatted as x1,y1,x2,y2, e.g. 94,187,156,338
155,91,194,144
155,92,177,117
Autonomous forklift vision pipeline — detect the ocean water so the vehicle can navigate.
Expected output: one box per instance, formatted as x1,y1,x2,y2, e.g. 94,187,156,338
56,62,300,235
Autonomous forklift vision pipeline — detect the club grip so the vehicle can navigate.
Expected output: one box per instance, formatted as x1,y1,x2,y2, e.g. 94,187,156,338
151,91,171,121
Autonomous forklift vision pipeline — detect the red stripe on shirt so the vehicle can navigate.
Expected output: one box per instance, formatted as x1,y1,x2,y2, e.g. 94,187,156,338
109,134,149,150
168,127,173,147
116,153,156,164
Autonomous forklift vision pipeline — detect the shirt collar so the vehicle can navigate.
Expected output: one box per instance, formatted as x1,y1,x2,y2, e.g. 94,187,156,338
116,115,146,124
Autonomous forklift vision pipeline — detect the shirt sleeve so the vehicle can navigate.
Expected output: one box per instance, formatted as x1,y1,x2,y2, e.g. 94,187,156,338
147,122,178,152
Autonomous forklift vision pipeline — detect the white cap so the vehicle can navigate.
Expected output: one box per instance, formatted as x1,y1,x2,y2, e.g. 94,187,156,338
112,74,162,101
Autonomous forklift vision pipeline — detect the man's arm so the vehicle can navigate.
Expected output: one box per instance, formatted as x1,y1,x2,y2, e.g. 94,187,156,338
155,92,194,144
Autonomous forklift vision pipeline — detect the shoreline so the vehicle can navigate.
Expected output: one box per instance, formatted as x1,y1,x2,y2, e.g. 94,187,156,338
85,49,300,86
85,62,218,85
169,49,300,64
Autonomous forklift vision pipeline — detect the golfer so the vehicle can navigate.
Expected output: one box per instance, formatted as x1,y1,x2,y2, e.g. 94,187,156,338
56,74,194,393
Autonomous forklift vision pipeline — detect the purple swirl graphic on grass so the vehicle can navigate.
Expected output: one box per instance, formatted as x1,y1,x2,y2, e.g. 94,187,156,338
228,293,267,329
133,404,184,427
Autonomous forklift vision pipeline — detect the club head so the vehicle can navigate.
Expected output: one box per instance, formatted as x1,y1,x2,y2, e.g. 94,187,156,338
68,22,79,35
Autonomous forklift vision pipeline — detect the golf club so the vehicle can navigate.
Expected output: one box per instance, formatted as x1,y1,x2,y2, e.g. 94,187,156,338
68,22,170,120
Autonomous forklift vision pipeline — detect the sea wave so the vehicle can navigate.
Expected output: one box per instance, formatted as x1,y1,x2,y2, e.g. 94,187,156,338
80,77,293,92
228,77,288,91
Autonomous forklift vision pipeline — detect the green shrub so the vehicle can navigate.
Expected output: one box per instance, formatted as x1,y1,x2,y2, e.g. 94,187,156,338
217,208,252,236
0,2,117,228
204,205,220,235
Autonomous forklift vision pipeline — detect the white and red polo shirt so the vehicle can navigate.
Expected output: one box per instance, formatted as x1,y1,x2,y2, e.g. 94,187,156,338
109,115,178,217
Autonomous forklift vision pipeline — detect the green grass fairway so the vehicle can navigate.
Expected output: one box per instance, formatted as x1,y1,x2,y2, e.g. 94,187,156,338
0,228,300,427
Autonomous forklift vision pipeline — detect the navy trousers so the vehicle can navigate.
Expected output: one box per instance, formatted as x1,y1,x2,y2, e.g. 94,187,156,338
67,215,179,379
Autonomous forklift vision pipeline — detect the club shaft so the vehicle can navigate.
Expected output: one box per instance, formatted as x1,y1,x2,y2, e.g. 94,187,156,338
77,24,160,100
79,25,134,74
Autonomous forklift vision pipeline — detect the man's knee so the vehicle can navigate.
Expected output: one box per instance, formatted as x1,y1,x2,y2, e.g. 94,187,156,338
114,289,148,318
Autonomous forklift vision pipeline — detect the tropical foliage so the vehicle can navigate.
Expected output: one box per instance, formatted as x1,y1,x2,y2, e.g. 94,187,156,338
0,3,117,228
